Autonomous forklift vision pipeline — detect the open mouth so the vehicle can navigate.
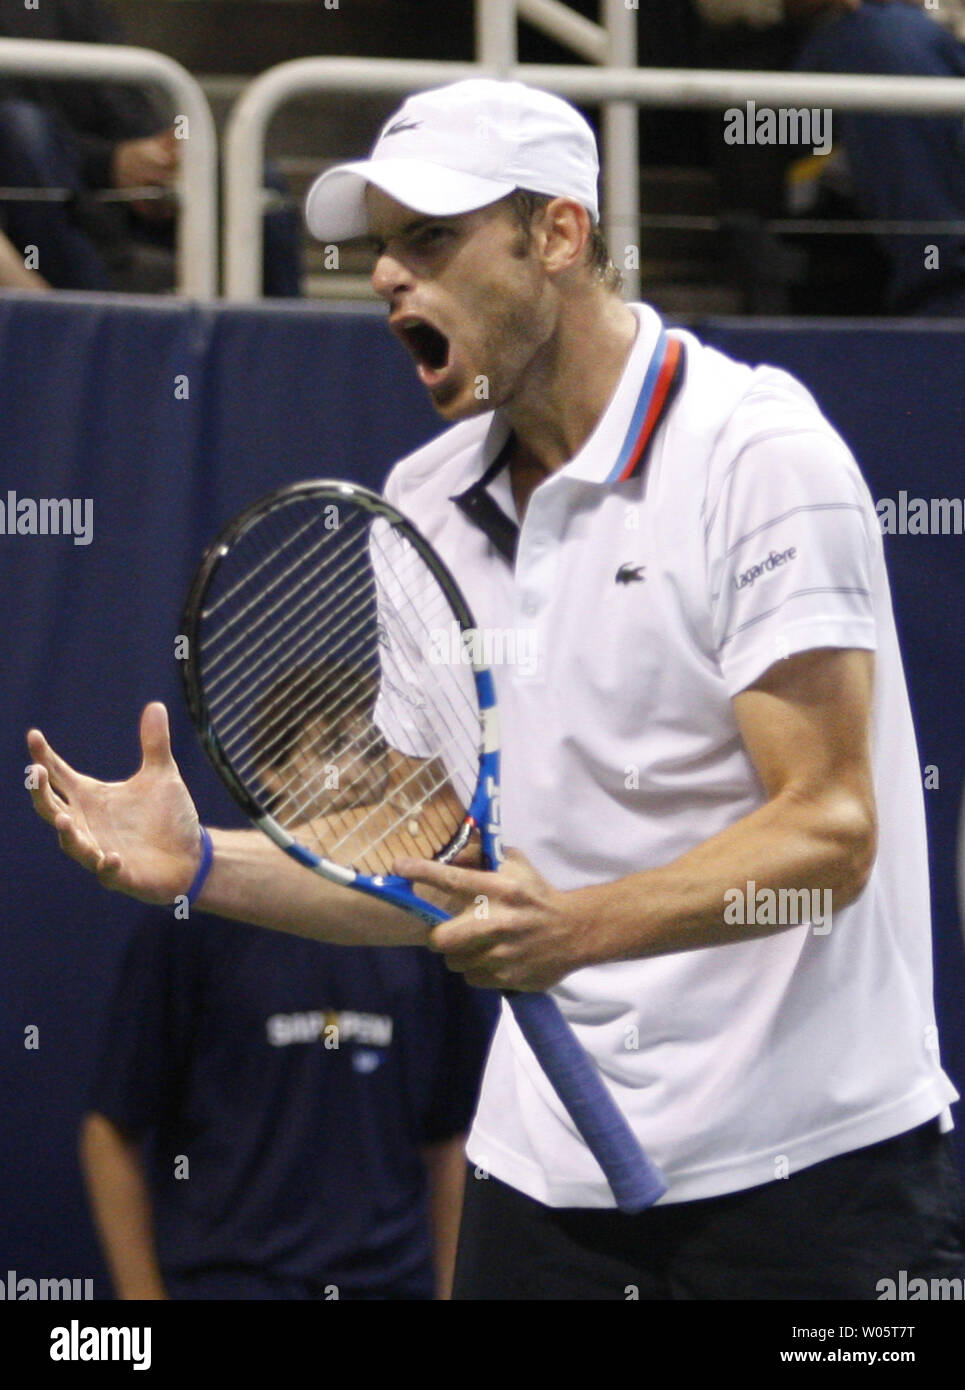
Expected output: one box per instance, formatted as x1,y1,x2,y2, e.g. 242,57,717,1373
396,317,450,377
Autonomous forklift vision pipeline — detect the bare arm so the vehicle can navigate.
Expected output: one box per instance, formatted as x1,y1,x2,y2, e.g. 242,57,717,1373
26,703,430,946
79,1113,166,1300
403,648,878,990
421,1134,468,1300
0,230,49,290
198,826,429,945
571,645,876,966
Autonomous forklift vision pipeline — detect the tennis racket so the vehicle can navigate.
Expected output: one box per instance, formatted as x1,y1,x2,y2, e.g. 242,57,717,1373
181,479,666,1212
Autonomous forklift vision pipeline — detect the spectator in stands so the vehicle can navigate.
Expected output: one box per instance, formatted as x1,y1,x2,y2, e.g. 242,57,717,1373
0,0,301,294
697,2,965,315
796,1,965,314
81,912,496,1299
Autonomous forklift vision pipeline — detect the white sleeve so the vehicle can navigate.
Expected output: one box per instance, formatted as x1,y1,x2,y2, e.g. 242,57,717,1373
705,423,879,697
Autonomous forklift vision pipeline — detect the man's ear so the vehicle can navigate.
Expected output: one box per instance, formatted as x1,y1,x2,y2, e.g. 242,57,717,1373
532,197,592,276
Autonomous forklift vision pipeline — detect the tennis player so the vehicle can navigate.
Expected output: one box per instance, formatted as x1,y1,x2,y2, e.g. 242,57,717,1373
28,80,965,1299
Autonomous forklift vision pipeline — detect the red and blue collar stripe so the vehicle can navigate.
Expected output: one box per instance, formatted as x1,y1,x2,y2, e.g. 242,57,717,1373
451,327,686,563
605,328,686,484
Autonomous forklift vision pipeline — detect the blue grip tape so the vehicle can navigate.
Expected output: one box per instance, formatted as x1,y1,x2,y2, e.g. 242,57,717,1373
508,991,667,1212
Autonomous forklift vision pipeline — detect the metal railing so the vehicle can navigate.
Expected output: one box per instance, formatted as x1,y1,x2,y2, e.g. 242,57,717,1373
0,38,218,297
224,57,965,302
3,35,965,305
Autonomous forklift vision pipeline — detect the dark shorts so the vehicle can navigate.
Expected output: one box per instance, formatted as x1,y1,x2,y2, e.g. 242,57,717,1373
453,1120,965,1300
163,1268,432,1300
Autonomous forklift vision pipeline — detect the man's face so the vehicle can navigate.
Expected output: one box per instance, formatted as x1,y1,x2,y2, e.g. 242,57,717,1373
258,711,390,824
362,187,556,421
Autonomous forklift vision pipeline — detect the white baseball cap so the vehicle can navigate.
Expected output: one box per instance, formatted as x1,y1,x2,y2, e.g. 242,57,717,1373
305,79,600,241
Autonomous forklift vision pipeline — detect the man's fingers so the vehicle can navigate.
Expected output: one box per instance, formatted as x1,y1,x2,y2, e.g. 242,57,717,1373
52,811,127,892
139,702,175,773
430,928,516,990
54,811,102,871
394,855,495,900
96,852,126,892
54,814,123,888
27,764,68,823
26,728,79,796
428,913,497,957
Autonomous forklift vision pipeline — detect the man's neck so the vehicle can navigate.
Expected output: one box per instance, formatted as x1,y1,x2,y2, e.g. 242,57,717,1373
505,293,639,520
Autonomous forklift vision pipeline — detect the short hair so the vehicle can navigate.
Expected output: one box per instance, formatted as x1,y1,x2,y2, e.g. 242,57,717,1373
503,189,623,294
252,661,382,771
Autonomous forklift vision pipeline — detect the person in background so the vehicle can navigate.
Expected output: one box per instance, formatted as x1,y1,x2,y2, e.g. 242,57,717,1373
81,911,496,1300
0,0,301,294
794,0,965,315
696,1,965,314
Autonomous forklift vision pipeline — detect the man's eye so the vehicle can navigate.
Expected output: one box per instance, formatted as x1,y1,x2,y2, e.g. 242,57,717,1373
411,226,451,250
360,226,454,267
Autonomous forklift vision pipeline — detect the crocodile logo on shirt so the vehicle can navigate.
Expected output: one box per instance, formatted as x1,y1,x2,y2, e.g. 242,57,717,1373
615,563,646,586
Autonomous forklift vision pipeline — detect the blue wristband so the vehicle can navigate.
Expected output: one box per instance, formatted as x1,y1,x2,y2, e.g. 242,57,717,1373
185,827,214,907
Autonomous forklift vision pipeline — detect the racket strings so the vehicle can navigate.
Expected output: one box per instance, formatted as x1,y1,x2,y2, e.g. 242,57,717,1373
224,584,382,766
204,516,374,717
204,506,325,628
268,727,387,827
368,522,483,732
257,681,384,790
203,515,360,688
222,561,470,790
206,539,398,761
326,736,467,859
196,494,484,874
205,505,480,768
207,513,474,758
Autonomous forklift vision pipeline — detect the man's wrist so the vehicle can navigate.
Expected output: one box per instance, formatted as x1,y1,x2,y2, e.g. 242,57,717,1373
561,881,623,973
183,827,214,907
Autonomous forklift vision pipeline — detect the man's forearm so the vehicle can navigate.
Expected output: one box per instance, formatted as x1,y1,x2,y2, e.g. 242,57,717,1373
197,827,431,945
79,1114,166,1301
571,785,875,970
422,1135,468,1300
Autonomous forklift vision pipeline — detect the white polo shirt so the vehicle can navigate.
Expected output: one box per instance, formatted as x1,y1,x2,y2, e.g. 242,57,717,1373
381,302,958,1207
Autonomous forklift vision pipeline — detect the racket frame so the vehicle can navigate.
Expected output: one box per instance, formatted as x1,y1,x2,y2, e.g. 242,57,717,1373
181,479,500,924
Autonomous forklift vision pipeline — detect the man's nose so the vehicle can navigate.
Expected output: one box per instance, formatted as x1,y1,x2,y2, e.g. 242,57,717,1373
370,247,413,301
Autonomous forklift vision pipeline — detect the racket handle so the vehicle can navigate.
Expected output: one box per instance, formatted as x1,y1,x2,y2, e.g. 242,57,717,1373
507,991,667,1213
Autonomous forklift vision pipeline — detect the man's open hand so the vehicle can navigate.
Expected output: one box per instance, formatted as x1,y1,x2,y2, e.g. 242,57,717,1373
26,702,202,904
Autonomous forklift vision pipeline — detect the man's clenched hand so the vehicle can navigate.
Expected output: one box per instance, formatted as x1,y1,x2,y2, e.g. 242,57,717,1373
394,848,584,992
